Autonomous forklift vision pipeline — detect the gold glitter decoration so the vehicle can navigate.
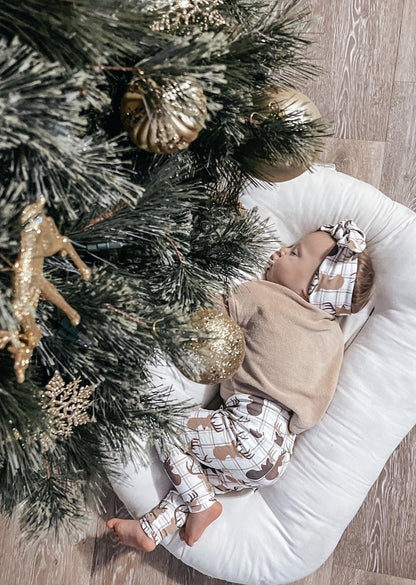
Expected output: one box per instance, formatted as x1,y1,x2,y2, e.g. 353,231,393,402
121,76,207,154
40,371,95,449
151,0,226,33
176,309,246,385
0,197,91,383
13,427,23,441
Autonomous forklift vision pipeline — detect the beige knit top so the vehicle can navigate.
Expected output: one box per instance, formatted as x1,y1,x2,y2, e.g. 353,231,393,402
220,280,344,434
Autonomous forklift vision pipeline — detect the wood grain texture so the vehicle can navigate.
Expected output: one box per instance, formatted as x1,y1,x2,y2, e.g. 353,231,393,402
395,0,416,83
0,513,95,585
332,564,416,585
317,137,385,187
379,82,416,208
333,427,416,581
289,554,334,585
303,0,405,141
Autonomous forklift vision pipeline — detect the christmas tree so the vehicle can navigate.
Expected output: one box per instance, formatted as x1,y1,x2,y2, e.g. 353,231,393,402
0,0,327,535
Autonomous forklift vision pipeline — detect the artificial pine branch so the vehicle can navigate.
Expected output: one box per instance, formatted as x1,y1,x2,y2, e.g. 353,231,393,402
0,0,165,69
0,38,140,222
236,114,330,172
0,0,327,535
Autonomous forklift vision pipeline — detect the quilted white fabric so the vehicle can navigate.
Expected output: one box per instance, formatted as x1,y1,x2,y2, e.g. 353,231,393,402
109,166,416,585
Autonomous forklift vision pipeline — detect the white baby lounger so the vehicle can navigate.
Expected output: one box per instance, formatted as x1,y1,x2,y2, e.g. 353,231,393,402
108,165,416,585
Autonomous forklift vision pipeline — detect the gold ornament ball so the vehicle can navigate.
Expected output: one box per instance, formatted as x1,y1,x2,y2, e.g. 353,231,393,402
176,309,246,385
121,77,207,154
246,87,322,183
257,87,322,124
247,160,308,183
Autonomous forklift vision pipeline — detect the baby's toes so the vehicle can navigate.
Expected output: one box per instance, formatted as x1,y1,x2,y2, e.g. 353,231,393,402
107,518,121,537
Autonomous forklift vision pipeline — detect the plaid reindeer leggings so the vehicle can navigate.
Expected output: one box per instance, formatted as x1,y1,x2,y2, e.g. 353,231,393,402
140,394,296,545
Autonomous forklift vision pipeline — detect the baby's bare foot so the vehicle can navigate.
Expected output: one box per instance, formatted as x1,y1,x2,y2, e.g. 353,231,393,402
107,518,156,552
179,501,222,547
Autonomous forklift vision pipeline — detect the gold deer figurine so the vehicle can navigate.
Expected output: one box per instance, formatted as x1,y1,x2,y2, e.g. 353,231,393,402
0,197,91,383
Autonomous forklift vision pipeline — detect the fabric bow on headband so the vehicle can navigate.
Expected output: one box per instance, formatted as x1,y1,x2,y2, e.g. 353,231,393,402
308,219,366,316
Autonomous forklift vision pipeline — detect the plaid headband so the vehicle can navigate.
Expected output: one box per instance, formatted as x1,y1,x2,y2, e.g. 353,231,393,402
308,220,366,316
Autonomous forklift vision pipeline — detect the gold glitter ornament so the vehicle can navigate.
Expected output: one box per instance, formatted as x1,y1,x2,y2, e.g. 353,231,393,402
245,87,323,183
121,76,207,154
39,371,95,451
0,197,91,383
151,0,226,33
176,309,245,385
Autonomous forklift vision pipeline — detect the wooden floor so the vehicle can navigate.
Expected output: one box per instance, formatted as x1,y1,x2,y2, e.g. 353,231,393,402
1,1,415,584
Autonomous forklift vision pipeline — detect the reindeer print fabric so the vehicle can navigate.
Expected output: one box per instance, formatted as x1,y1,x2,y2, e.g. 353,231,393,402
140,394,296,544
179,394,296,491
140,491,188,545
157,443,217,512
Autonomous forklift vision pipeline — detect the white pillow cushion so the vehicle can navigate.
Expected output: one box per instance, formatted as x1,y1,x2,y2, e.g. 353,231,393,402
109,166,416,585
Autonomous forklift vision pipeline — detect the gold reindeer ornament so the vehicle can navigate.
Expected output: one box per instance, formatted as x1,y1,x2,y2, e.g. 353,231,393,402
0,197,91,383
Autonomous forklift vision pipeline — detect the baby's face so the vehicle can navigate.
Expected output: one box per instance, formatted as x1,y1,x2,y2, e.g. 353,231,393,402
265,231,335,300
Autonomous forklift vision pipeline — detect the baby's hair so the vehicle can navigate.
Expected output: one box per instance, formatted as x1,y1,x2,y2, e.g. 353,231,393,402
351,250,375,313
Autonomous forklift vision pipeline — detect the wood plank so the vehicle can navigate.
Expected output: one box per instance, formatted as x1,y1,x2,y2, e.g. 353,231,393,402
333,427,416,580
331,564,416,585
317,137,385,187
357,569,416,585
380,82,416,208
330,563,361,585
305,0,326,34
0,512,96,585
395,0,416,83
303,0,404,141
288,554,333,585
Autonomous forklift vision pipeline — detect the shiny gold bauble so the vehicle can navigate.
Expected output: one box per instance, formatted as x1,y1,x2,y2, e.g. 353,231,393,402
245,87,323,183
256,87,322,124
176,309,246,385
121,77,207,154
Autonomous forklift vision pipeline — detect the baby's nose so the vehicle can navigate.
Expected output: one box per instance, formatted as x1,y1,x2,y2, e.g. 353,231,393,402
269,251,280,263
269,248,286,265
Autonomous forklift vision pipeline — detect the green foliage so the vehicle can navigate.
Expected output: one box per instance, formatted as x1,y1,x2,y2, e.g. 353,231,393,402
0,37,140,222
0,0,161,69
0,0,325,535
236,114,330,172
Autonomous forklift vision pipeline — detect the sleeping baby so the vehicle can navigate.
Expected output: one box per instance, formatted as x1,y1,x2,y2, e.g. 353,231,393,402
108,219,375,551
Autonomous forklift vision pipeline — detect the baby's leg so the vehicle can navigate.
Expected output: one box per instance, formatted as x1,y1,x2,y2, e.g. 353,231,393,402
182,395,296,489
107,490,188,550
156,442,222,546
156,442,217,512
108,488,221,549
